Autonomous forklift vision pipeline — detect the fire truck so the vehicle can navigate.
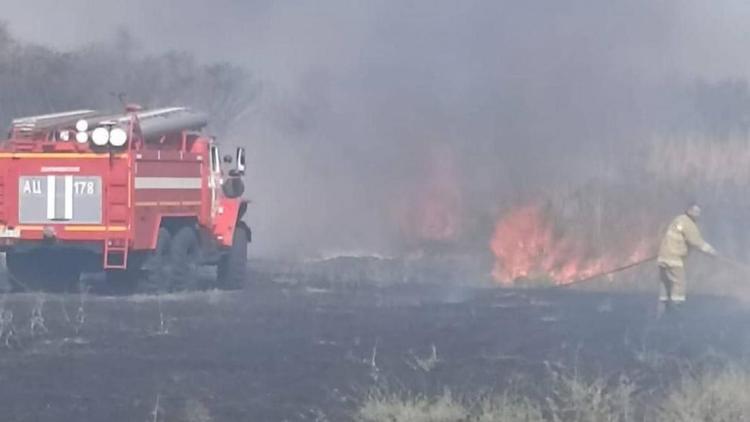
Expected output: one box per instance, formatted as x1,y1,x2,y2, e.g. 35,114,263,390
0,106,251,292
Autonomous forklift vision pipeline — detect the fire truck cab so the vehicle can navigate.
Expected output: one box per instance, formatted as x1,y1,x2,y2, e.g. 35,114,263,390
0,106,251,292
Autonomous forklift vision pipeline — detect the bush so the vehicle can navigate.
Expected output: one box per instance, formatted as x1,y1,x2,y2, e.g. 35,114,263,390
546,374,636,422
358,366,750,421
652,367,750,422
0,23,257,136
473,394,545,422
357,374,635,422
356,390,545,422
357,390,468,422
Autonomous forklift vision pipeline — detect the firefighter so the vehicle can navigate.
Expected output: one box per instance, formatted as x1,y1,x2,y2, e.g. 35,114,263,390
657,204,717,315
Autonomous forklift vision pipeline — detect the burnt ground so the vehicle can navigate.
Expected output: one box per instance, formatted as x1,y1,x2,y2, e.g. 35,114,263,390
0,262,749,421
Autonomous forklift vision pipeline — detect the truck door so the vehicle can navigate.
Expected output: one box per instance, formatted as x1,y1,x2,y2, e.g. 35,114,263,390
209,144,222,217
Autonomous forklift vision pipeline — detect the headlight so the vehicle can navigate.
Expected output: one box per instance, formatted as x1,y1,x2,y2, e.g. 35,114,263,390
109,128,128,147
75,119,88,132
59,130,70,141
75,131,89,143
91,127,109,146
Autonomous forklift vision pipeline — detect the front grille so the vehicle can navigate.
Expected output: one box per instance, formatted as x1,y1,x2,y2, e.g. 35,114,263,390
19,175,102,224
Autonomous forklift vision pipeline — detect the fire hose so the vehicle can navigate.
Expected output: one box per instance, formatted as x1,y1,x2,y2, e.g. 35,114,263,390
715,255,750,274
558,255,658,288
558,254,750,288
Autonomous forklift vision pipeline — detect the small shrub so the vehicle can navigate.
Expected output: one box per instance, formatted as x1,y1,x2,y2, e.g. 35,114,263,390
652,366,750,422
547,374,636,422
473,393,545,422
357,374,637,422
357,390,468,422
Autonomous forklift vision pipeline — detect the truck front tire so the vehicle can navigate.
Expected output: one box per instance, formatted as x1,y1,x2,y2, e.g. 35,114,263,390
217,224,248,290
140,228,171,293
169,226,201,291
104,254,146,295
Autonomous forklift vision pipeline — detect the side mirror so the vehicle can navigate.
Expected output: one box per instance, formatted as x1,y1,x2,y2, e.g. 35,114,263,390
235,147,246,175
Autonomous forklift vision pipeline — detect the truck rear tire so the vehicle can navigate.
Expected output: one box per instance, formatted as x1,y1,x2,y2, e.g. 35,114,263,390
6,251,81,293
140,228,171,293
217,224,248,290
169,226,201,291
104,254,146,295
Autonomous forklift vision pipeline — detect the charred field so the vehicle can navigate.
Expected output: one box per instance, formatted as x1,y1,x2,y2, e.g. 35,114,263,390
0,258,747,421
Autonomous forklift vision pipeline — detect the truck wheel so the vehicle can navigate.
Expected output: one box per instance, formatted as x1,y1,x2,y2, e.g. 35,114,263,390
105,270,137,295
140,228,171,293
169,226,201,291
217,224,248,290
104,254,145,295
6,251,81,293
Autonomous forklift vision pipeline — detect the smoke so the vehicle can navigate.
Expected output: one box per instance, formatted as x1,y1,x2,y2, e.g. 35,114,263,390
0,25,256,136
232,1,749,258
4,1,750,260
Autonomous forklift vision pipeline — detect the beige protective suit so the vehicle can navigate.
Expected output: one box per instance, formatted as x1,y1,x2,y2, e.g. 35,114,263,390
657,214,715,303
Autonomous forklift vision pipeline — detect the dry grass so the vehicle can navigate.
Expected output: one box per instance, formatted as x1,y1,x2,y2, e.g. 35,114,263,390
356,390,546,422
651,366,750,422
646,135,750,186
357,375,634,422
546,374,636,422
357,366,750,422
472,394,545,422
357,390,468,422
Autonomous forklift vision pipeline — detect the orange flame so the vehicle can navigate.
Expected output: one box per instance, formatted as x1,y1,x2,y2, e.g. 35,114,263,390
490,204,651,285
400,145,462,243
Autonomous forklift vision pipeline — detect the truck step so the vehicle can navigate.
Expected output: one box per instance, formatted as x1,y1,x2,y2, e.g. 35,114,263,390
103,239,129,269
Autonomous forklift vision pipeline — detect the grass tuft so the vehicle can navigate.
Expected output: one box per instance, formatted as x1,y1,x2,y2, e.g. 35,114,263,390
652,366,750,422
357,366,750,421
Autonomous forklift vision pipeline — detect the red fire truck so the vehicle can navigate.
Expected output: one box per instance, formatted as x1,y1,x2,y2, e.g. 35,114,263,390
0,106,251,292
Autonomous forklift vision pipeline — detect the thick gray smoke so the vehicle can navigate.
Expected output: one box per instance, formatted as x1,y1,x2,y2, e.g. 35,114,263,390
4,1,750,261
